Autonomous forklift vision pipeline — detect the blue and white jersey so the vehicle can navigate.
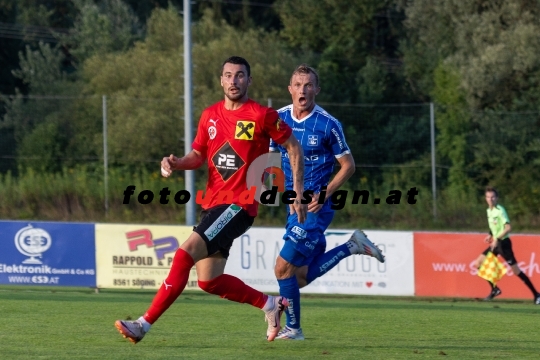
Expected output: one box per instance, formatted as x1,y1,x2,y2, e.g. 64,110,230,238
270,104,351,193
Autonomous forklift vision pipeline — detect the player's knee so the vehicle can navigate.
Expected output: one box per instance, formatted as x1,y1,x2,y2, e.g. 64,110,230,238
274,263,288,279
274,257,296,279
180,233,208,261
198,278,219,294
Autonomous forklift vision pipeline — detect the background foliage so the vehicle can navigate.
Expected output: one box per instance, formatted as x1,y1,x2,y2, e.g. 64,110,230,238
0,0,539,231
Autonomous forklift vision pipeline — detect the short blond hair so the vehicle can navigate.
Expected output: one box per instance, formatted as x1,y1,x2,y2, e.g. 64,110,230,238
290,64,319,86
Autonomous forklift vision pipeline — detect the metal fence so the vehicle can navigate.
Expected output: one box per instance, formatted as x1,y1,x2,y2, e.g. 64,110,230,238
0,95,437,216
4,94,540,224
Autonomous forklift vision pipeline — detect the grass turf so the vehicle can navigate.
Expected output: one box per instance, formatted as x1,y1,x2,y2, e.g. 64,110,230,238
1,286,540,359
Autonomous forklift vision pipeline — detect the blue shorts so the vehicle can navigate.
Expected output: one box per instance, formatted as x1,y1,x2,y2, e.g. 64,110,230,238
280,209,334,267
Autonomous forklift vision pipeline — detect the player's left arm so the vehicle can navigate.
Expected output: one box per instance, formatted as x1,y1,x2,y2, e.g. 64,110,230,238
308,154,355,213
491,208,511,249
281,135,307,223
263,108,307,223
496,223,512,241
309,119,354,212
491,223,511,250
498,207,512,237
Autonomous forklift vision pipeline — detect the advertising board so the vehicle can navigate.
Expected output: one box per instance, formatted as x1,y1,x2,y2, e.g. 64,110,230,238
95,224,196,290
0,221,96,286
226,228,415,295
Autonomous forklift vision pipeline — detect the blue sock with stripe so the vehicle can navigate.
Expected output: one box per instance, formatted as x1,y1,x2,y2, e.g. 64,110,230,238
306,243,352,284
278,276,301,329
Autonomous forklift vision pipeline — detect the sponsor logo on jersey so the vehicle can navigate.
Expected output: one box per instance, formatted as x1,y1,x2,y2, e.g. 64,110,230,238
204,205,242,241
291,226,307,239
307,135,318,146
284,153,318,162
235,121,255,140
212,142,245,181
275,117,287,131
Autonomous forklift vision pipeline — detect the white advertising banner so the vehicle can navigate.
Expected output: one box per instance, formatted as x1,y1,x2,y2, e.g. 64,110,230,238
225,228,414,296
95,224,197,290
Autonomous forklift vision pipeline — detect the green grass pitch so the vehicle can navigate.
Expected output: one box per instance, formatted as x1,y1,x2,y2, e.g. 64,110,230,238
1,286,540,359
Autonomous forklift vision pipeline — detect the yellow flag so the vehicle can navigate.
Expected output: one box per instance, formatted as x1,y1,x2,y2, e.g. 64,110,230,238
477,252,507,285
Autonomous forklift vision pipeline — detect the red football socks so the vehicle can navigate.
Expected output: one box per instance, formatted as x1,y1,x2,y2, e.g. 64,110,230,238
143,249,195,324
198,274,268,309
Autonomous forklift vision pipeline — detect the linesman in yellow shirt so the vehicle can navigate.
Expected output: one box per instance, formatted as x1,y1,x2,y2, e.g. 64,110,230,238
475,187,540,303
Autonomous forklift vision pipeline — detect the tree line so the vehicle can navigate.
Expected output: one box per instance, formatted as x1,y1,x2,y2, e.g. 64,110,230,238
0,0,539,230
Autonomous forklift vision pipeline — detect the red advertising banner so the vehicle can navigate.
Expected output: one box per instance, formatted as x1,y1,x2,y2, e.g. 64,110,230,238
414,232,540,300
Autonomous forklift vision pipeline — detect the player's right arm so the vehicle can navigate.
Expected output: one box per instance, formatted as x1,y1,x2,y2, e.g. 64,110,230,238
161,109,209,177
161,151,205,177
280,134,307,223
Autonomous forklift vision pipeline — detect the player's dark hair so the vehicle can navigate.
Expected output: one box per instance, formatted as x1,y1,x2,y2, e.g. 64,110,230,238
291,64,320,86
221,56,251,77
485,186,498,197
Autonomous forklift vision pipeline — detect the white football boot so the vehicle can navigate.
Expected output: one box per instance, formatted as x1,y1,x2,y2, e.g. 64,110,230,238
348,230,385,263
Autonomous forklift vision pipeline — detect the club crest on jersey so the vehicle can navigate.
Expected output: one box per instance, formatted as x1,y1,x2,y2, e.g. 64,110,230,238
208,126,217,140
307,135,318,146
235,121,255,140
208,119,218,140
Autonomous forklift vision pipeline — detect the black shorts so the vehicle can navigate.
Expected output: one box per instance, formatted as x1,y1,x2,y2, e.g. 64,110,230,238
483,238,517,265
193,204,255,259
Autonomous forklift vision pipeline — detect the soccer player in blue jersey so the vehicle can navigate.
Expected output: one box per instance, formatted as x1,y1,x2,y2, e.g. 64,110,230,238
269,64,385,340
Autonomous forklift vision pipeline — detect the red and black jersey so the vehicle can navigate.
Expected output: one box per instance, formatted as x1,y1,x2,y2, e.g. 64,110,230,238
192,99,292,216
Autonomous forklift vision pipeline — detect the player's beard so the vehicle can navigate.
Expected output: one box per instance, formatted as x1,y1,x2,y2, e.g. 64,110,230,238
225,87,247,101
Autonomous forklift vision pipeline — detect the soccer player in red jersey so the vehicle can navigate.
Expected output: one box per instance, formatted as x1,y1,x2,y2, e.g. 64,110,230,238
115,56,306,343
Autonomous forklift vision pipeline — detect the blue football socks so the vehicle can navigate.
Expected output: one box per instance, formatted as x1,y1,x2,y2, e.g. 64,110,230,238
278,276,301,329
306,243,351,284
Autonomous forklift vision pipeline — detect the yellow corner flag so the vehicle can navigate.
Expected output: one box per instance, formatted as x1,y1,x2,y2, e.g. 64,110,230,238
478,252,507,285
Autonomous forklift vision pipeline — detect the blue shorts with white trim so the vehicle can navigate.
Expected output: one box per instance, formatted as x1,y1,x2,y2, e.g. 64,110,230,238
280,209,334,267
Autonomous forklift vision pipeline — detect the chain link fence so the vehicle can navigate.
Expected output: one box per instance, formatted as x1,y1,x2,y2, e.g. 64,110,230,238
2,94,539,229
0,95,434,171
